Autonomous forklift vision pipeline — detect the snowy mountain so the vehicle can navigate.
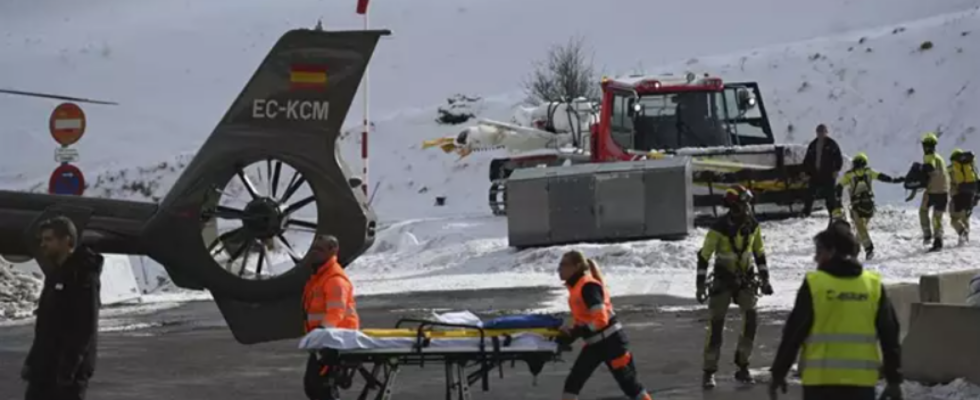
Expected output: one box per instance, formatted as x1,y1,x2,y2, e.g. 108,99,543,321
2,0,979,189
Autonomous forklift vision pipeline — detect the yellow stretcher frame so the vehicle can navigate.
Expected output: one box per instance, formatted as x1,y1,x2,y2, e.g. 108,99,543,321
361,327,561,338
313,318,565,400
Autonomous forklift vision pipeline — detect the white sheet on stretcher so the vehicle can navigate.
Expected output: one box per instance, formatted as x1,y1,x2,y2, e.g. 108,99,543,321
298,328,559,354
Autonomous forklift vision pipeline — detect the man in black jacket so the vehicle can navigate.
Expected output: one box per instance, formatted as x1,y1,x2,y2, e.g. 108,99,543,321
802,124,844,217
21,216,104,400
768,221,903,400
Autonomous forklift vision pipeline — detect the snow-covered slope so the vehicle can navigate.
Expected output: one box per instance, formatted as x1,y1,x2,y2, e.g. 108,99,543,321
4,6,978,218
2,0,980,188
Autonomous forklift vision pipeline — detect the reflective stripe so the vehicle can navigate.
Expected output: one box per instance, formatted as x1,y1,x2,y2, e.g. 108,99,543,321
716,254,736,262
326,301,346,308
697,270,708,276
588,304,605,312
757,264,769,271
307,313,325,322
802,270,883,386
584,322,623,344
799,358,880,371
806,333,877,344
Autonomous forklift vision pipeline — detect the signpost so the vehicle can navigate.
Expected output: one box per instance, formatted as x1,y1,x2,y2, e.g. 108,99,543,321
48,102,87,196
48,163,86,195
50,102,86,146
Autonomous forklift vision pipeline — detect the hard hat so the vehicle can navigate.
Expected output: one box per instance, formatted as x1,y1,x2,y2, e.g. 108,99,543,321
952,148,963,158
724,185,753,207
921,132,939,145
852,152,869,167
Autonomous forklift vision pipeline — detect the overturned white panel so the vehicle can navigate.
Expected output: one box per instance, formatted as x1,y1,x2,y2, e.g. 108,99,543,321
100,255,142,306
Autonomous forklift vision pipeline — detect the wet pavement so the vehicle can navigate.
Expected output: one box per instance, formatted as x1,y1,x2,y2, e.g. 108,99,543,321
0,287,804,399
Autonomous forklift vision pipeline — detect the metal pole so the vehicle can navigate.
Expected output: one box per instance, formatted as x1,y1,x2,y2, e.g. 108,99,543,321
361,10,370,197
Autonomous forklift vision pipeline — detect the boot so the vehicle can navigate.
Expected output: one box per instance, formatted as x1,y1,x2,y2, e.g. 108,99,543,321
929,237,943,252
734,366,755,384
865,245,875,261
923,234,932,246
702,371,717,389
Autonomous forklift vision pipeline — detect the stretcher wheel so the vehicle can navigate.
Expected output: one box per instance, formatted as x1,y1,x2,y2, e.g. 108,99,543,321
200,158,320,280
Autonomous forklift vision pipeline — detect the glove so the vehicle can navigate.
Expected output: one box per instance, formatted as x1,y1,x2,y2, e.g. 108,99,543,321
696,283,707,304
555,327,575,351
768,377,788,400
55,358,78,387
20,365,31,381
760,280,774,296
879,382,903,400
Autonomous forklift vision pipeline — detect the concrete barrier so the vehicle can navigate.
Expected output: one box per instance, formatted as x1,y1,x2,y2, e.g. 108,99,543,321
902,303,980,385
884,282,920,338
919,268,980,304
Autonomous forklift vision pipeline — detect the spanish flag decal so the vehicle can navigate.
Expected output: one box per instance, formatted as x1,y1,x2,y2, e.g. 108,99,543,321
290,64,328,90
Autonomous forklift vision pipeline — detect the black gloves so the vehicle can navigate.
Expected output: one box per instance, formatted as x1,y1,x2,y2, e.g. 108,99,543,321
696,273,708,303
555,330,575,351
759,268,774,296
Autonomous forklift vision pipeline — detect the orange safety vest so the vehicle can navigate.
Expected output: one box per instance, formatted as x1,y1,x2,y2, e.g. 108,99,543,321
567,274,620,345
303,256,359,333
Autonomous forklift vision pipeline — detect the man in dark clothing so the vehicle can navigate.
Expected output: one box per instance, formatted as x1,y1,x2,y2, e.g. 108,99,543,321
21,216,104,400
802,124,844,217
768,222,903,400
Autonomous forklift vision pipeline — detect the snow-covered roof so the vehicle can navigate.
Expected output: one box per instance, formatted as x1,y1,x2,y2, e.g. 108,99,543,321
605,72,723,92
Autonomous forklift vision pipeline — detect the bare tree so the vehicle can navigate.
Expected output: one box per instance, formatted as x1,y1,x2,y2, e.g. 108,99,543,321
523,36,599,105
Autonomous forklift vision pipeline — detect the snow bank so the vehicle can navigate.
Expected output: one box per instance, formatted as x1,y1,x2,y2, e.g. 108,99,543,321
0,263,42,320
349,206,980,312
753,368,980,400
896,378,980,400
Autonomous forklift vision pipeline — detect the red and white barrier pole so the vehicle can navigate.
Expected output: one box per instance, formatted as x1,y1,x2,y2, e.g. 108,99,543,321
358,0,370,197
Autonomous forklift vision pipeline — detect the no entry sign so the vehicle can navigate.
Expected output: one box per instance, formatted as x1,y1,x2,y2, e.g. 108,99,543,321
50,102,86,146
49,163,86,196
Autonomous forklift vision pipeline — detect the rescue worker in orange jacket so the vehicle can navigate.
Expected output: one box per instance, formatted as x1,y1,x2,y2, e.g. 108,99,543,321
556,250,653,400
302,235,359,400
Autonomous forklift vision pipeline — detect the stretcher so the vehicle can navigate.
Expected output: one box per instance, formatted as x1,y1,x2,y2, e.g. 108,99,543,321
298,318,565,400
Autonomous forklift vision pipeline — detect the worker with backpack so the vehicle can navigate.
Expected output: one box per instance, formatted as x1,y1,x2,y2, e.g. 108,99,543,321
948,148,978,245
914,133,950,251
834,152,904,260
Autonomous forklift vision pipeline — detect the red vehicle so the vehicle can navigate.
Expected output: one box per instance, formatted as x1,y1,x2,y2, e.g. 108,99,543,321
431,73,817,221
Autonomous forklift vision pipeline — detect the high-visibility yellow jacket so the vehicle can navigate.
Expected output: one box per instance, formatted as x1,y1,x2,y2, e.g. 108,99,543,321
923,153,950,194
800,270,882,386
767,259,903,388
949,159,978,195
696,215,768,284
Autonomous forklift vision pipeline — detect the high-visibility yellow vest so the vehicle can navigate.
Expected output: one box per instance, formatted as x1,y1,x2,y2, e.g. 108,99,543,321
800,270,882,387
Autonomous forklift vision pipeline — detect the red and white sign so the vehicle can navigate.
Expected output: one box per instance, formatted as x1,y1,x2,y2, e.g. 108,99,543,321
49,102,86,146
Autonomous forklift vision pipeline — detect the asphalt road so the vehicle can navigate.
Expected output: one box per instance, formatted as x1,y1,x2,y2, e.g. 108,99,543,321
0,287,804,400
